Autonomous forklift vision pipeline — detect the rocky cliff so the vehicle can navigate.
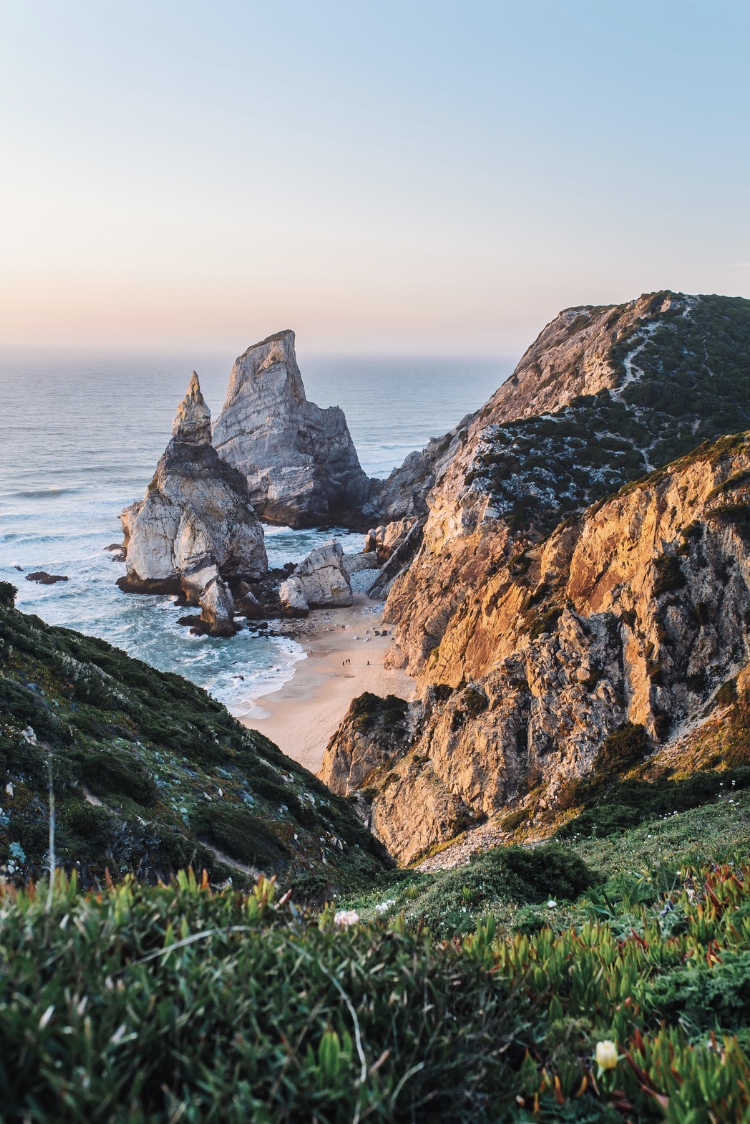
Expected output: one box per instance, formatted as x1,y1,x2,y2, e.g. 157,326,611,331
322,431,750,861
118,374,267,636
384,292,750,674
213,331,372,528
320,291,750,864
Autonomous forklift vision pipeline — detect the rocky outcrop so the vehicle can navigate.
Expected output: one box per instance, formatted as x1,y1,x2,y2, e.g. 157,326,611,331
363,423,474,525
118,373,267,636
317,290,750,861
363,519,416,562
279,541,353,616
213,331,372,528
383,292,750,677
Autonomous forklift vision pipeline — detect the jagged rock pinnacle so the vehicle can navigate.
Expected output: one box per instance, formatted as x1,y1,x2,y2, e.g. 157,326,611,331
172,372,212,445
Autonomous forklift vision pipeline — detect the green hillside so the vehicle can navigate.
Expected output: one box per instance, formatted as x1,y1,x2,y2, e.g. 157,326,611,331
0,582,386,891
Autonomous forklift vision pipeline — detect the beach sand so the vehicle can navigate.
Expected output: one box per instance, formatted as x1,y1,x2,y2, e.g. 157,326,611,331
241,594,414,774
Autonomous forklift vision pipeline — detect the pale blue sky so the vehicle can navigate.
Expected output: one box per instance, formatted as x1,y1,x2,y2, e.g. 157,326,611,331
1,1,748,352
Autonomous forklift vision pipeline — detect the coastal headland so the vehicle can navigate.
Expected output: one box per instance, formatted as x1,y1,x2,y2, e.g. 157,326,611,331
241,592,414,772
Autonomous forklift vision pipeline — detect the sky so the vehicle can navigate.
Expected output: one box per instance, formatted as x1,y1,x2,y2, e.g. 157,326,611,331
0,1,748,355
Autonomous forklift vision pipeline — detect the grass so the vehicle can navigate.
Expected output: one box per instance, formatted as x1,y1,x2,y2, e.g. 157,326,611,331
5,828,750,1120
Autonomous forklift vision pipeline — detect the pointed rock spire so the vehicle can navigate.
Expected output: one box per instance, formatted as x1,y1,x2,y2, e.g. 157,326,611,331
172,372,212,445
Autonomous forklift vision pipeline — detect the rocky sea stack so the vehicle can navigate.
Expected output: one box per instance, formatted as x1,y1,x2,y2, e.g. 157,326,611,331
118,373,267,636
213,330,372,528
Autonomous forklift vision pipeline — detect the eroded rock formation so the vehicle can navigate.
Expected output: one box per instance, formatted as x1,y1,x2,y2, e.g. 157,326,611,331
213,331,372,528
363,519,416,562
118,373,267,636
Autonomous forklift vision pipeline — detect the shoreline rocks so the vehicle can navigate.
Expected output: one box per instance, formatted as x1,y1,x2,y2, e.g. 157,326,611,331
117,373,267,637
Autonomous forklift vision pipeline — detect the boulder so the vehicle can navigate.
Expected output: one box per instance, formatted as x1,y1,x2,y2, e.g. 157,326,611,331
118,373,267,636
343,551,380,574
279,576,309,617
294,542,353,608
212,331,372,527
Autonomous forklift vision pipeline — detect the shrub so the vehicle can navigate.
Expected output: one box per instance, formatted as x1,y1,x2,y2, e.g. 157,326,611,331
595,723,650,774
717,678,739,707
652,555,687,596
77,750,158,807
500,808,528,832
192,802,290,871
501,843,601,901
0,582,17,607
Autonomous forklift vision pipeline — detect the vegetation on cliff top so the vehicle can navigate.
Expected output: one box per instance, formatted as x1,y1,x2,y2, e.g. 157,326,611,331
0,584,386,889
466,293,750,535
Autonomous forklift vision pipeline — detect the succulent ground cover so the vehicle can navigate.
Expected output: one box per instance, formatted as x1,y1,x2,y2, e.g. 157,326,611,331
4,844,750,1122
0,583,385,890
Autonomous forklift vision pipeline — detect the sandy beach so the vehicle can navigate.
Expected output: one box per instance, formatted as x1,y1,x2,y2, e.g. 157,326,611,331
241,594,414,773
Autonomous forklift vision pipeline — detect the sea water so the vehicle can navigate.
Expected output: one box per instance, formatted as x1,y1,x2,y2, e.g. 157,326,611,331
0,350,511,716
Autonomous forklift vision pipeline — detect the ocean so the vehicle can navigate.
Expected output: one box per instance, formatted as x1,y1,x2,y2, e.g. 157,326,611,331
0,349,511,716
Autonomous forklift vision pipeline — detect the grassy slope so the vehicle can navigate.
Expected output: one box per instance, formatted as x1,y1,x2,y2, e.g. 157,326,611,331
0,582,386,891
4,805,750,1121
4,589,750,1118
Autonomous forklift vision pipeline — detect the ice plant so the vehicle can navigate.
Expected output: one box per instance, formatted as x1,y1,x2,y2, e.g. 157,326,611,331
595,1041,618,1071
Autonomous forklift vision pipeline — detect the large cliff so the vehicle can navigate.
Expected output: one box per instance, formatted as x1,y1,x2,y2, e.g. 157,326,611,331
118,374,267,636
320,291,750,863
322,431,750,861
384,292,750,674
213,331,372,528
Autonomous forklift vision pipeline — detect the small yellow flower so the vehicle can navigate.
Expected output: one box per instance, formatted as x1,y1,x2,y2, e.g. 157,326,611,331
595,1040,618,1070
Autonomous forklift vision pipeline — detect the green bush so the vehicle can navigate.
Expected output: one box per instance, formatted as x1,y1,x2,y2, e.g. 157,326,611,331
192,802,290,871
652,554,687,596
557,767,750,840
594,722,650,774
500,808,528,832
0,582,17,607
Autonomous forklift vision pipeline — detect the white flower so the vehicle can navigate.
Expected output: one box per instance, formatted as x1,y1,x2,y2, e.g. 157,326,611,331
595,1040,618,1070
333,909,359,927
547,900,557,908
375,899,396,913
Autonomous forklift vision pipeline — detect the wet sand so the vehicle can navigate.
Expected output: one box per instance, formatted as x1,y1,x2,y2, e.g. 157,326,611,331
241,594,414,773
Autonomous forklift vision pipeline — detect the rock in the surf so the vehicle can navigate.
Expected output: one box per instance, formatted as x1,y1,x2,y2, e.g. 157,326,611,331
212,330,372,528
117,372,267,636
